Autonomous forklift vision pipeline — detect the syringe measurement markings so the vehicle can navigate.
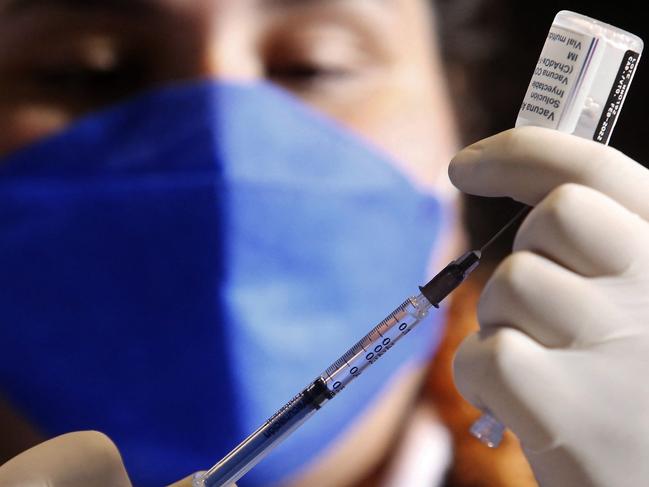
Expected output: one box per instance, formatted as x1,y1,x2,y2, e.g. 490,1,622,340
326,341,366,376
327,328,388,376
370,308,404,337
325,345,362,377
324,299,414,379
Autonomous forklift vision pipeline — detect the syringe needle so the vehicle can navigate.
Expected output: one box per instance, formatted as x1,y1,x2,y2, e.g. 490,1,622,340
480,204,531,254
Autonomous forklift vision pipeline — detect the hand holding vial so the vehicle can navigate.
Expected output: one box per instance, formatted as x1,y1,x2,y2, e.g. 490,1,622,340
451,125,649,487
451,11,649,487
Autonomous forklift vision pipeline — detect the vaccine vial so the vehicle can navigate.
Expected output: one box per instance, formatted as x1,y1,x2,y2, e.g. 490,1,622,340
516,10,643,144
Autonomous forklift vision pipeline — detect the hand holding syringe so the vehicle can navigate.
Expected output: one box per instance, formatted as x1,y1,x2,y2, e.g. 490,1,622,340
467,10,642,448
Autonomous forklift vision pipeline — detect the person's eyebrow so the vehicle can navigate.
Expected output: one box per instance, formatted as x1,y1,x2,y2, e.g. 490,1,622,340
262,0,325,5
0,0,153,14
266,0,323,5
262,0,386,7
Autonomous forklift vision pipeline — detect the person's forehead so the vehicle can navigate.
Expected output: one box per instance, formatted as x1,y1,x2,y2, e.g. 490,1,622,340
0,0,393,13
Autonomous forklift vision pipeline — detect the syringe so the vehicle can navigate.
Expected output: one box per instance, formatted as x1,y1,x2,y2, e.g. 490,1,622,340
192,250,482,487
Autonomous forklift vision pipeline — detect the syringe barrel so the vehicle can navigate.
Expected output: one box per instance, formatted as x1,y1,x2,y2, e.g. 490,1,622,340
195,250,481,486
320,295,432,395
197,379,332,487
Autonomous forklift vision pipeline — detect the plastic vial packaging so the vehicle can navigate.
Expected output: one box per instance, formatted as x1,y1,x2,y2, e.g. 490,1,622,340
516,10,643,143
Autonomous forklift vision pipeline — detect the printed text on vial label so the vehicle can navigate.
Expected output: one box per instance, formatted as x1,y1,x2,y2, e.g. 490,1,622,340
520,27,591,128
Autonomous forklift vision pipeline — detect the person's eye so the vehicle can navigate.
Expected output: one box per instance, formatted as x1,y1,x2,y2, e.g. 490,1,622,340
262,27,372,94
266,60,354,88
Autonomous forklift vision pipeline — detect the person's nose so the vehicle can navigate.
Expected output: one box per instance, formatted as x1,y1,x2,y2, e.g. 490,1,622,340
196,7,264,83
151,4,266,86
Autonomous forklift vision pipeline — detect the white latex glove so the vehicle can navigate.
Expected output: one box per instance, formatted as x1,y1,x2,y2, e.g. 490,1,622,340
0,431,204,487
450,126,649,487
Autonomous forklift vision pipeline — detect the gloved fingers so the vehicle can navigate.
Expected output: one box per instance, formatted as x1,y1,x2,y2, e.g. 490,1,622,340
0,431,132,487
477,250,605,348
513,183,649,277
449,126,649,220
453,327,561,452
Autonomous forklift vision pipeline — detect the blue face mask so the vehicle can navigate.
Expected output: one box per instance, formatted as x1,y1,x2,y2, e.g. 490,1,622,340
0,81,449,486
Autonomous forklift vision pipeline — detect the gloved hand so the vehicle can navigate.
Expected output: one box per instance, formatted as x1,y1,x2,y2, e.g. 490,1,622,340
450,126,649,487
0,431,206,487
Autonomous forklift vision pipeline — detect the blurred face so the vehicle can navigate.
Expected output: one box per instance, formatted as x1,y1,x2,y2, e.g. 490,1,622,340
0,0,458,190
0,0,460,484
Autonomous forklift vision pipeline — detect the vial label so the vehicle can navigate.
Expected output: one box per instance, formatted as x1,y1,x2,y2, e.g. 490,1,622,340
594,50,640,144
519,26,598,130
